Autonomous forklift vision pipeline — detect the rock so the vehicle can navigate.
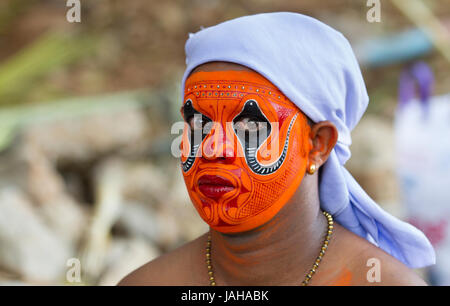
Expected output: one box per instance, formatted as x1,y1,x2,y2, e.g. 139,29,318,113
97,238,160,286
22,109,149,163
121,162,170,208
116,201,160,243
0,187,72,283
23,145,88,245
80,158,125,280
116,200,181,250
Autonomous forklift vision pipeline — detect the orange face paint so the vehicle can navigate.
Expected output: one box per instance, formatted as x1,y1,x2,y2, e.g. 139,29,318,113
181,70,311,233
323,267,353,286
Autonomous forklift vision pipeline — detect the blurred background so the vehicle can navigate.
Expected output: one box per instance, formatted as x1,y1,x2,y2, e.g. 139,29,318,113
0,0,449,285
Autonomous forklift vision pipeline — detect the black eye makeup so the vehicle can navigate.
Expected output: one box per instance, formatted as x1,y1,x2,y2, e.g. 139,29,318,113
183,100,212,136
233,100,271,149
181,99,212,172
233,99,297,175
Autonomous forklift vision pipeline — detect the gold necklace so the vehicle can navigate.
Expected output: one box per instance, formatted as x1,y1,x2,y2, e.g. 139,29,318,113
205,210,334,286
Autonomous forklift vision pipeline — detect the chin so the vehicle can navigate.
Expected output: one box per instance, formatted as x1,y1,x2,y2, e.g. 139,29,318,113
208,203,285,234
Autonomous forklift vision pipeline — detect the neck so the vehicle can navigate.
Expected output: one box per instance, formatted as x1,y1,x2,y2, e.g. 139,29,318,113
209,174,327,285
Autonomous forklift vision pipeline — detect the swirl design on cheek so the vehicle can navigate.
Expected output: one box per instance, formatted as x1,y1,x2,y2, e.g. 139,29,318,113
234,100,298,175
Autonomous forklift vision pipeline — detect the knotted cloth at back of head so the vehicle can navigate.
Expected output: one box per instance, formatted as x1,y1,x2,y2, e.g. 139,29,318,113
181,12,435,268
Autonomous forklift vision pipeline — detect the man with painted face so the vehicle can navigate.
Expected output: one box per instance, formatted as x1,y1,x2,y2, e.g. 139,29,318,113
119,13,435,286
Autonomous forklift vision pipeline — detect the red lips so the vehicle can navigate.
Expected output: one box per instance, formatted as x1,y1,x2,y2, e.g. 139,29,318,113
198,175,235,199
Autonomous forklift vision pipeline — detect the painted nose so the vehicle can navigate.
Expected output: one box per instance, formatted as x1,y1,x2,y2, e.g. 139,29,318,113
202,122,236,163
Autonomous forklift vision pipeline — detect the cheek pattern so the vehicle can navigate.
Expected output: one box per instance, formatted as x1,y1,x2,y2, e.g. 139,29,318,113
233,116,310,220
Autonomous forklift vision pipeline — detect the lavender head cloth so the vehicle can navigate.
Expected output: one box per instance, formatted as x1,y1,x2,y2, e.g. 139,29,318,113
181,12,435,268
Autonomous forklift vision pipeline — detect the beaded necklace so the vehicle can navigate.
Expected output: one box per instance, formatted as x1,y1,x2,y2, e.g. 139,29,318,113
205,211,334,286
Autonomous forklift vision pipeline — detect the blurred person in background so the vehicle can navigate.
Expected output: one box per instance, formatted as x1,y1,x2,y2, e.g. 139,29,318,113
119,13,435,286
396,62,450,286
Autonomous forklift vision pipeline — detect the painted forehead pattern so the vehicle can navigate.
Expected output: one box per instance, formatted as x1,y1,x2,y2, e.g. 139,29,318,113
183,71,295,109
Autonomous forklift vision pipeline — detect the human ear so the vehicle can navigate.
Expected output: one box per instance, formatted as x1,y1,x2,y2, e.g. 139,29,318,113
307,121,338,171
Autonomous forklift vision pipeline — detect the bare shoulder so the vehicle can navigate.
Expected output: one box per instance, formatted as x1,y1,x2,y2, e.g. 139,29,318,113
117,233,208,286
323,224,427,286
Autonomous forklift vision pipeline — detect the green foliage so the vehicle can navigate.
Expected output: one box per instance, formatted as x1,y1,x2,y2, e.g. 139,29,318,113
0,31,96,106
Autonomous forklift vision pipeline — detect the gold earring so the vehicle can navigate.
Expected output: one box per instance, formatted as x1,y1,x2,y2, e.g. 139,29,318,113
308,164,317,175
